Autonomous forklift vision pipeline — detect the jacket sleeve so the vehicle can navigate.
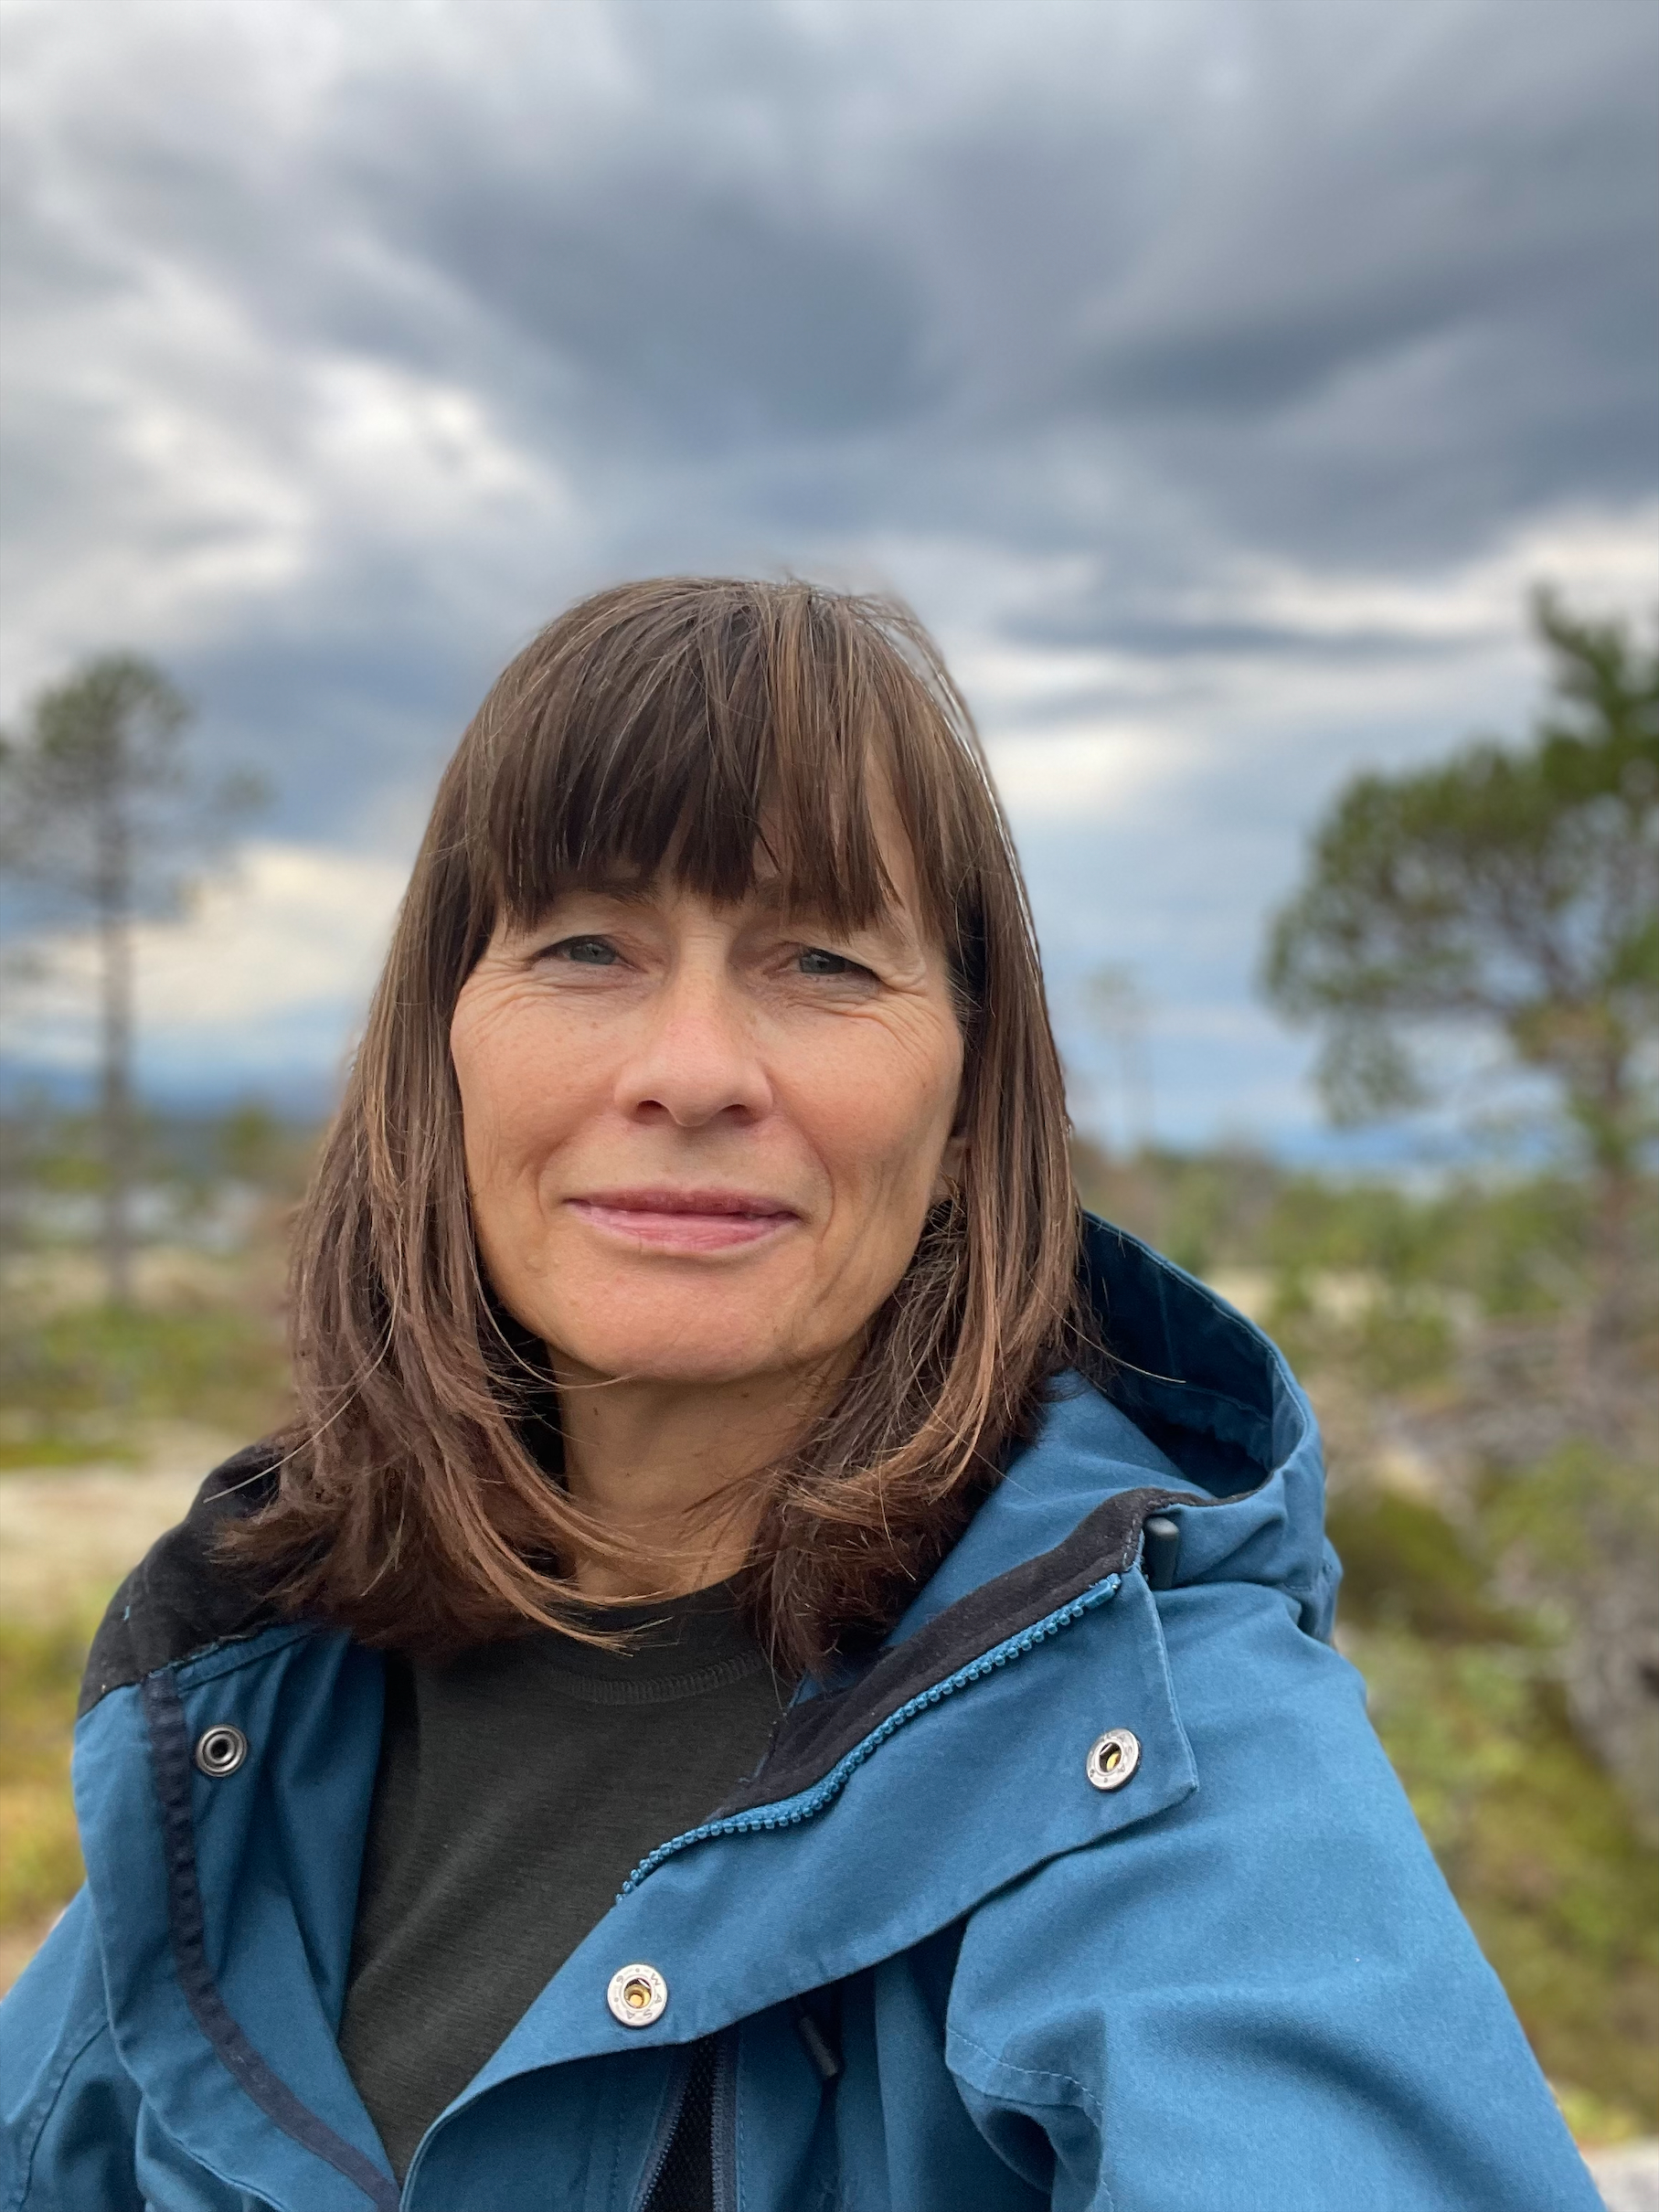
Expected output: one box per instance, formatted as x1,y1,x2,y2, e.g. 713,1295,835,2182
0,1888,144,2212
945,1578,1605,2212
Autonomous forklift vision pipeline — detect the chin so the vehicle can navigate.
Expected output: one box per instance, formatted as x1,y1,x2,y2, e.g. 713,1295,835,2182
573,1337,796,1388
538,1292,805,1388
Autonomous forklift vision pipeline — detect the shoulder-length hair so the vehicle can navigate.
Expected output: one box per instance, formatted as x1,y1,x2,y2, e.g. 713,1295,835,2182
232,577,1085,1674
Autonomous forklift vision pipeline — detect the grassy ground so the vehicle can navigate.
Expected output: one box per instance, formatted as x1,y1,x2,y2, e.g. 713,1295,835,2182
0,1611,94,1989
1330,1489,1658,2138
0,1260,290,1469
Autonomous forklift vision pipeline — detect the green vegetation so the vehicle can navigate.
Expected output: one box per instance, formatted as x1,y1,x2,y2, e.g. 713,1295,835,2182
0,1300,291,1467
0,1105,309,1963
0,1621,86,1932
1076,1141,1623,1318
0,1099,309,1463
1332,1491,1659,2132
1246,598,1659,2136
2,1092,315,1237
1262,593,1659,1328
0,654,267,1305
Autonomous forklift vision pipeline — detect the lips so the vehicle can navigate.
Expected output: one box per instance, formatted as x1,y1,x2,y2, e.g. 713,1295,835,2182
567,1188,800,1254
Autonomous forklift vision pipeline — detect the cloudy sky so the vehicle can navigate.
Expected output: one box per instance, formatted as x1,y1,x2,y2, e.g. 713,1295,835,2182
3,0,1655,1151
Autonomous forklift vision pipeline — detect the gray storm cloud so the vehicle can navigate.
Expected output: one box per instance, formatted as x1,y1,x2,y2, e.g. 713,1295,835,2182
2,0,1654,1135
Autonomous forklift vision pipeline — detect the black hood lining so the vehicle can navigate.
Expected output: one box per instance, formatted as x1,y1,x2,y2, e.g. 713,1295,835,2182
80,1443,283,1718
711,1484,1207,1820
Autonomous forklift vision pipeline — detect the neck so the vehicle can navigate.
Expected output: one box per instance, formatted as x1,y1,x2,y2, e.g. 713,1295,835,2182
553,1361,833,1599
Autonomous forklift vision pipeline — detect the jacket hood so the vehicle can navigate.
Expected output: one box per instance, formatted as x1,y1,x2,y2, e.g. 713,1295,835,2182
906,1214,1337,1640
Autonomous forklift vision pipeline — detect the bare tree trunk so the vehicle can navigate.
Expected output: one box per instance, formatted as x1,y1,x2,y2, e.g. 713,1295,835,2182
1587,1041,1635,1364
96,803,134,1306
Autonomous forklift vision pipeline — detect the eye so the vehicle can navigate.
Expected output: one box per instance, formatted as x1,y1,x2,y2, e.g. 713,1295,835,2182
547,935,621,966
796,946,869,979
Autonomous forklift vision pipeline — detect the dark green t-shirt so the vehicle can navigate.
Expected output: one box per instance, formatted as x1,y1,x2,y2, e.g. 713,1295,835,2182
337,1582,789,2181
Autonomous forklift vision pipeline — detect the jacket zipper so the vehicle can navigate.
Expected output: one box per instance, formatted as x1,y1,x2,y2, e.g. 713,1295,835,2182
632,2040,698,2211
710,2031,738,2212
619,1573,1122,1897
630,2029,735,2212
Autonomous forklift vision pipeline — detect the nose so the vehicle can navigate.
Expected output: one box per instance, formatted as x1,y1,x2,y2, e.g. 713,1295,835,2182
613,963,773,1129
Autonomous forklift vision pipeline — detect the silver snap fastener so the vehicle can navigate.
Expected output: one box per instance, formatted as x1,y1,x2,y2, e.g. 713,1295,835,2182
606,1962,668,2028
1086,1728,1141,1792
193,1725,248,1778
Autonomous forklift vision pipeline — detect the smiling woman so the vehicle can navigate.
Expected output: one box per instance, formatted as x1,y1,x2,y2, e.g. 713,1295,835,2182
250,577,1077,1664
0,580,1602,2212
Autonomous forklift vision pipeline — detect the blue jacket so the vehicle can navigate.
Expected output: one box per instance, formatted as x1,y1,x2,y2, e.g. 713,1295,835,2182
2,1221,1601,2211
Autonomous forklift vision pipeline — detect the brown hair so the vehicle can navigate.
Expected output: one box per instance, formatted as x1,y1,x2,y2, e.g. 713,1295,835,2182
232,578,1086,1673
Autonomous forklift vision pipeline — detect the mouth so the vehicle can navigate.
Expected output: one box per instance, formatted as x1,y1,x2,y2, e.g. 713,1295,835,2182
566,1187,802,1254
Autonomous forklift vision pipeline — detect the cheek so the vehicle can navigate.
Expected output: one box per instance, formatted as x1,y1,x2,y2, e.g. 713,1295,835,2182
788,1018,962,1204
451,993,593,1198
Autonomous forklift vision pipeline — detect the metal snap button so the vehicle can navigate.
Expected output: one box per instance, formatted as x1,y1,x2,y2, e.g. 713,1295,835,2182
1085,1728,1141,1792
193,1725,248,1778
606,1962,668,2028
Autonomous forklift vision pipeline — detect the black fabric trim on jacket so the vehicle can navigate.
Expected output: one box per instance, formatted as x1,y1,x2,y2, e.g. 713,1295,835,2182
712,1484,1206,1821
139,1670,400,2210
80,1443,284,1717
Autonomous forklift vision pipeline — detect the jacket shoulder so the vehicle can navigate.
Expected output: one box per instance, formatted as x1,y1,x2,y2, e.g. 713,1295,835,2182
78,1441,284,1718
950,1578,1601,2211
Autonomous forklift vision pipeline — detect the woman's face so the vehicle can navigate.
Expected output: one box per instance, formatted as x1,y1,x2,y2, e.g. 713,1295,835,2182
450,822,965,1394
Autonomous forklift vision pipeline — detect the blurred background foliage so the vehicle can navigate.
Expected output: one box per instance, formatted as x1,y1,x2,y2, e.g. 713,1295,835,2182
0,1097,299,1467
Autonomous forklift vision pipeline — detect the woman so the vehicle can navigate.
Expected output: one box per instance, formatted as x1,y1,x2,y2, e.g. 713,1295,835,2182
2,580,1599,2211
